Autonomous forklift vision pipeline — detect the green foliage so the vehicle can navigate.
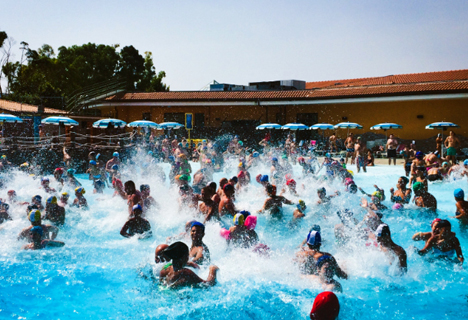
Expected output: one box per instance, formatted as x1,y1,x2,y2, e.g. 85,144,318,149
2,41,168,108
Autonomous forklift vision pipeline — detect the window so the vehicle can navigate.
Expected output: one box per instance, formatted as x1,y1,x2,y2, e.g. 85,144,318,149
195,113,205,128
164,113,185,124
142,113,151,120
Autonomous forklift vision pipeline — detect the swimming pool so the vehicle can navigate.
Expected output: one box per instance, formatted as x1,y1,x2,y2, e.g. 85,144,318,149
1,156,467,319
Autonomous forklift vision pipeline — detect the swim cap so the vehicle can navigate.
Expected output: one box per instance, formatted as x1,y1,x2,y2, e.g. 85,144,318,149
442,162,449,166
375,224,390,237
61,192,69,198
260,175,269,183
325,153,331,158
317,187,326,194
33,195,42,202
205,159,212,164
140,184,150,191
253,152,259,158
20,162,29,167
310,291,340,320
94,180,105,189
286,179,296,187
191,221,205,230
431,218,442,227
75,187,85,195
55,168,64,174
230,176,238,183
238,162,244,168
113,152,119,157
67,169,75,175
168,156,175,161
339,158,344,162
392,203,403,210
31,226,43,237
163,242,189,260
464,159,468,166
307,230,321,247
41,177,49,183
282,154,288,159
112,164,119,170
310,225,321,233
400,176,409,185
297,200,306,211
412,182,424,192
47,196,57,204
89,160,97,165
233,213,245,226
239,210,251,219
372,191,383,200
223,184,234,193
7,190,16,195
132,204,142,212
256,174,262,183
237,171,246,179
454,188,465,199
298,156,305,163
29,210,42,222
415,151,423,159
179,174,191,182
271,157,278,162
238,141,243,146
148,151,153,156
244,215,257,230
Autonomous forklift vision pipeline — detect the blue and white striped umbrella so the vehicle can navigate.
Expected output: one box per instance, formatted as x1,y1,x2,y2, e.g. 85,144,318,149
310,123,334,130
334,122,363,129
127,120,160,128
425,121,459,129
93,118,127,128
256,123,282,130
371,123,402,130
41,116,78,126
281,123,309,131
0,113,23,123
158,122,184,130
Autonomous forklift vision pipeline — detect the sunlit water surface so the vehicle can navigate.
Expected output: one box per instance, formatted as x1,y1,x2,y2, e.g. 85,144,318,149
1,156,467,319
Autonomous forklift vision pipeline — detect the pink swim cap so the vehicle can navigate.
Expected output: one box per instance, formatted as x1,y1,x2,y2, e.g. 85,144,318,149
392,203,403,210
244,215,257,230
220,228,231,240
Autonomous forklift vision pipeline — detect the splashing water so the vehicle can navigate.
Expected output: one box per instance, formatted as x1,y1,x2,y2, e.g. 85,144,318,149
1,155,467,319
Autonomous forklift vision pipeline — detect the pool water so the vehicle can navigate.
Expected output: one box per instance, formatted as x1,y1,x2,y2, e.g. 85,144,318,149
1,155,467,319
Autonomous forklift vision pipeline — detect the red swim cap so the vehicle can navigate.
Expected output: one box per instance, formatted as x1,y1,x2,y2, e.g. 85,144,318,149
286,179,296,186
256,174,262,183
237,171,246,179
310,291,340,320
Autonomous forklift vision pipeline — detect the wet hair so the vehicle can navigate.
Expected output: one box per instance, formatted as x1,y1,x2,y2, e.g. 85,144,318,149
124,181,136,193
140,184,150,192
437,219,451,230
162,242,189,261
223,184,234,193
399,176,409,185
219,178,228,188
206,181,217,192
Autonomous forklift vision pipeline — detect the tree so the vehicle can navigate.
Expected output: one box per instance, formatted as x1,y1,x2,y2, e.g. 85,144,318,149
137,51,169,92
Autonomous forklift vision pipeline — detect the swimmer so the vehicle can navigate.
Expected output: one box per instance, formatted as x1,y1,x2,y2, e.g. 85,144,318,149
218,184,237,217
22,226,65,250
359,185,387,210
309,291,340,320
427,163,443,182
140,184,158,209
87,160,101,181
400,145,415,177
106,152,121,172
453,188,468,223
26,195,44,214
412,218,441,242
178,184,199,210
0,201,12,224
293,200,307,220
44,196,66,226
93,180,106,194
417,220,464,264
65,169,82,187
217,177,228,198
120,204,152,238
40,177,56,193
228,213,259,248
283,179,299,196
258,184,294,217
412,182,437,211
374,224,407,274
344,132,355,164
158,242,219,288
317,188,339,205
58,192,69,207
296,230,347,280
72,187,88,208
18,210,59,242
189,221,210,265
390,176,412,206
54,168,65,186
199,186,219,222
116,180,143,214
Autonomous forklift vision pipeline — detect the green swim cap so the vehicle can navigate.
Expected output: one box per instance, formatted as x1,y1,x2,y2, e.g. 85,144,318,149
179,174,191,182
413,182,424,192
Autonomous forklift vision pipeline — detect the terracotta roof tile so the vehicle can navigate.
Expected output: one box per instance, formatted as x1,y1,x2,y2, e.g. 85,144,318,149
0,99,66,114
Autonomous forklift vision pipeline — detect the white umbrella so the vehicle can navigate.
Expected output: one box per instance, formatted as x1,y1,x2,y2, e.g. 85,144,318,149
281,123,309,130
158,122,184,130
256,123,282,130
127,120,160,128
93,118,127,128
425,121,460,156
371,122,403,140
0,113,23,123
42,116,79,136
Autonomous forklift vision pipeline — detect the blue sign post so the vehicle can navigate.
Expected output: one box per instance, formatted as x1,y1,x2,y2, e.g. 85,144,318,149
185,113,193,146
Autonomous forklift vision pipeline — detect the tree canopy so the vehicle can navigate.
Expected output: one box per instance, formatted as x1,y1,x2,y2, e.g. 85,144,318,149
1,39,169,109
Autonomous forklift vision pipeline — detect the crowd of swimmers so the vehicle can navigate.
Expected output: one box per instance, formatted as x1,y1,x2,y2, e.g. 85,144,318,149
1,131,468,320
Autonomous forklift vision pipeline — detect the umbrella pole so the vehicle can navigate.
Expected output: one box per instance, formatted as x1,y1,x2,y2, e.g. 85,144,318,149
441,129,444,159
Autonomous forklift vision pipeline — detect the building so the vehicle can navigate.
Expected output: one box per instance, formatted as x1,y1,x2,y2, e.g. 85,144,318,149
91,69,468,140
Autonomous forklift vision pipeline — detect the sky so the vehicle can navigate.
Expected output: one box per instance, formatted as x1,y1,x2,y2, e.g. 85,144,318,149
1,0,468,90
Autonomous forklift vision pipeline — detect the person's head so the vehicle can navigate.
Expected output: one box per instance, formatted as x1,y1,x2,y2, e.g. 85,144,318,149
89,160,96,166
442,162,449,169
233,213,245,227
454,188,465,201
271,157,278,166
7,190,16,201
190,221,205,243
206,181,217,194
67,168,75,177
450,130,455,136
46,196,58,208
162,242,190,267
219,178,228,189
433,219,451,236
260,175,269,186
229,176,238,186
223,183,235,197
29,210,42,226
201,186,212,201
94,180,105,193
317,187,326,198
286,179,296,191
307,230,322,251
397,176,409,188
132,204,143,216
41,177,50,187
310,291,340,320
124,181,136,194
431,218,442,233
415,151,423,160
61,192,69,203
113,152,119,159
75,187,86,197
464,159,468,168
371,191,383,204
30,226,43,246
140,184,151,196
412,181,425,195
54,168,64,179
266,184,277,197
32,195,42,205
375,224,391,245
297,200,307,212
244,215,257,230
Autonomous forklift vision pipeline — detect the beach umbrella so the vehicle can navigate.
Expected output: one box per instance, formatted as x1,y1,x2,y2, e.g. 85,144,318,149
127,120,160,128
42,116,79,136
256,123,282,130
158,122,184,130
310,123,334,144
0,113,23,123
93,118,127,128
425,121,460,156
281,123,309,130
334,121,363,135
371,122,403,140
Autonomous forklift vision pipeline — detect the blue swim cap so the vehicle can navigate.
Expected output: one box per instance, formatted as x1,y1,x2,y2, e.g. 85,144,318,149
253,152,259,158
67,168,75,175
31,226,43,236
96,153,100,160
148,151,154,156
168,156,175,161
464,159,468,166
307,230,321,247
191,221,205,230
132,204,142,212
326,153,331,158
454,188,465,199
33,195,42,202
260,175,269,182
272,157,278,162
112,164,119,170
113,152,119,157
239,210,251,219
89,160,96,165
